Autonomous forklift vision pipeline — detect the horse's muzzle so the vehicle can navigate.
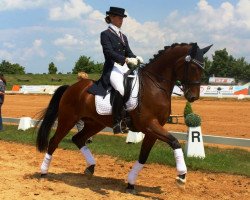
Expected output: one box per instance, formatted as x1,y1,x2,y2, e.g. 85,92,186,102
185,92,199,102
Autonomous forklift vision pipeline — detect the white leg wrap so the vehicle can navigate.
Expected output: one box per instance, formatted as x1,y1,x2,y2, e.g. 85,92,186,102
80,146,96,166
174,148,187,175
41,153,52,174
127,161,144,185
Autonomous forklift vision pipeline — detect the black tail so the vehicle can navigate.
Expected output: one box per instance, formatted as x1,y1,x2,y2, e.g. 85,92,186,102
36,85,69,152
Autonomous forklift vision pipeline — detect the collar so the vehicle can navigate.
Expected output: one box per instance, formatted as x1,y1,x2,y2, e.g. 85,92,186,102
109,24,121,35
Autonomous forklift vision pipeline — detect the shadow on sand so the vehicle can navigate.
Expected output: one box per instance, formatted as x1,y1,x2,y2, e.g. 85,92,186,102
26,172,164,199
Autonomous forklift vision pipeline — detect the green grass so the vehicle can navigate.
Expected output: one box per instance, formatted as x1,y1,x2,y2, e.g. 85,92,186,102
4,73,101,90
1,125,249,177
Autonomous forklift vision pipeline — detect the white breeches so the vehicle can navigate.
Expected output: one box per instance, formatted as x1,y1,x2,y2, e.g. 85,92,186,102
110,62,130,96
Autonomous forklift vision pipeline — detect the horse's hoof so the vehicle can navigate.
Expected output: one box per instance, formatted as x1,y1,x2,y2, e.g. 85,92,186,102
175,176,186,190
125,183,137,195
40,173,47,178
125,188,137,195
84,169,93,179
84,165,95,179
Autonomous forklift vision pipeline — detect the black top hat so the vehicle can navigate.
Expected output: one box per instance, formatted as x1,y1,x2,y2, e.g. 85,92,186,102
106,7,127,17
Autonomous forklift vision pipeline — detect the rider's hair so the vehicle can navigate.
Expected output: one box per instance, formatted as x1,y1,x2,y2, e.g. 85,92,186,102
105,15,111,24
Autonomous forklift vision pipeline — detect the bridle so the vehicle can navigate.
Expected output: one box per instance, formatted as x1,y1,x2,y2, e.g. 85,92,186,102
141,49,204,94
181,55,204,86
177,50,205,94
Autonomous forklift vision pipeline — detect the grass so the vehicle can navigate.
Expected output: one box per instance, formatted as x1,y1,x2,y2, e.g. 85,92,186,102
0,125,249,177
4,73,101,90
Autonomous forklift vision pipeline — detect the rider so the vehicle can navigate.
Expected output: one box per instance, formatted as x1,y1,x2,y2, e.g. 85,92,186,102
88,6,143,134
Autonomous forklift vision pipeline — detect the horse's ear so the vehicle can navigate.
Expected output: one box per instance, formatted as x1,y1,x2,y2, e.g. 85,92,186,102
201,44,213,55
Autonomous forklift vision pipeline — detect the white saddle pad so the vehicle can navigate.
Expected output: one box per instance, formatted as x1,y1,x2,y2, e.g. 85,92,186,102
95,74,139,115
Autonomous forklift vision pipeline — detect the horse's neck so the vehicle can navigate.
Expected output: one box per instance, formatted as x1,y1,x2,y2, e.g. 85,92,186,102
144,59,174,85
140,47,185,105
145,46,188,84
140,63,174,102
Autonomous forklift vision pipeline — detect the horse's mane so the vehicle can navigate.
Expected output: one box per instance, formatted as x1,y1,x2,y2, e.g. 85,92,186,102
146,43,196,65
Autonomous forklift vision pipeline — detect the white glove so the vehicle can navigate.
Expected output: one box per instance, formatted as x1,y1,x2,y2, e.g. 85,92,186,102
126,57,138,66
136,56,144,63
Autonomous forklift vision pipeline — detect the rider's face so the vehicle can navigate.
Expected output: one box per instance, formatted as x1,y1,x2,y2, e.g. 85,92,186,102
110,15,124,28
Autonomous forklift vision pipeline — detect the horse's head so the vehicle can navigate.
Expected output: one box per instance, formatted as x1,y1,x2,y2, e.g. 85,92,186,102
174,43,212,102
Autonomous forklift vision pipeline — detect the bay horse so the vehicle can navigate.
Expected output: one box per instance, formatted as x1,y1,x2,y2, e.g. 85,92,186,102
36,43,212,194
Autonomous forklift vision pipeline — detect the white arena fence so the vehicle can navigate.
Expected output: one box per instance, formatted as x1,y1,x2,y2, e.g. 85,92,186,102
3,117,250,148
6,84,250,99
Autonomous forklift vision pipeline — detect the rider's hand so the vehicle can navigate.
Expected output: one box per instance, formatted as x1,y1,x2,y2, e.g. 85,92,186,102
126,57,138,66
136,56,144,64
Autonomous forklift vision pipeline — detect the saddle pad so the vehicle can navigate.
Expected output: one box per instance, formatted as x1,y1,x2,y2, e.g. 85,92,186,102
95,75,139,115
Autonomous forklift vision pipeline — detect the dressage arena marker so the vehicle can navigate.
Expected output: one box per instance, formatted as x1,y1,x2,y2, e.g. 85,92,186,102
18,117,34,131
185,126,205,158
126,131,145,143
3,117,250,147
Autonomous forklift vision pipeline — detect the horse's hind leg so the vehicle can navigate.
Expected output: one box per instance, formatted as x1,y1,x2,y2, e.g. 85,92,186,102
126,134,157,194
72,121,104,178
40,114,76,176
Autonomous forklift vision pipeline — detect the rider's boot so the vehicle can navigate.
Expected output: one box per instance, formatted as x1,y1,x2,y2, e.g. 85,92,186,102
112,90,124,134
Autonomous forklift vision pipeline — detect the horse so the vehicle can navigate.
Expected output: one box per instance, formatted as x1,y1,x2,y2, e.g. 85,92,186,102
36,42,212,194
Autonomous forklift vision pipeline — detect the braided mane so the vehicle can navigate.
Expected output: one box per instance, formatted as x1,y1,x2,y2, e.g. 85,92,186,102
146,43,196,65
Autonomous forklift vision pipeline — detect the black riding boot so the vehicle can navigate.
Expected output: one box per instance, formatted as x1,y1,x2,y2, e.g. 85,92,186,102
112,91,124,134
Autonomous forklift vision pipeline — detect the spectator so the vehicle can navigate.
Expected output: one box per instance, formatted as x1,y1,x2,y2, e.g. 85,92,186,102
0,74,6,131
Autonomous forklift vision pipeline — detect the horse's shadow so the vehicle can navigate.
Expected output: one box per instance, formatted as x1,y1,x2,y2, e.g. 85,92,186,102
26,172,164,199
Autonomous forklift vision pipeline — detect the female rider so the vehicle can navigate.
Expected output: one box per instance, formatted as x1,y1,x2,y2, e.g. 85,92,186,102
88,7,143,134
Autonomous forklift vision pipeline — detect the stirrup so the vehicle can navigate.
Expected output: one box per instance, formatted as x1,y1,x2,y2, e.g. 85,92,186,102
113,121,129,134
113,123,123,134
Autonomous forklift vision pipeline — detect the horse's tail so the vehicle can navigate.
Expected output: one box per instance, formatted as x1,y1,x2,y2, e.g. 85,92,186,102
36,85,69,152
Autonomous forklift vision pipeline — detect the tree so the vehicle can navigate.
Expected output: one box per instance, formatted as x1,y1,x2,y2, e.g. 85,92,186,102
202,57,212,83
209,48,234,77
0,60,25,74
204,49,250,83
72,56,94,74
48,62,57,74
92,62,103,73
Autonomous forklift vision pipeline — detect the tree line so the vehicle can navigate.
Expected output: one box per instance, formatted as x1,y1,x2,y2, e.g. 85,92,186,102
0,49,250,83
203,49,250,83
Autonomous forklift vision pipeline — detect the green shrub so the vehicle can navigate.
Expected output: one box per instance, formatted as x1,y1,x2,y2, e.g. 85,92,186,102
184,101,193,118
185,113,201,127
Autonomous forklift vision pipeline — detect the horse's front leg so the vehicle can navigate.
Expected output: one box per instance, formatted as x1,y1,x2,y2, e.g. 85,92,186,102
126,134,157,194
148,120,187,188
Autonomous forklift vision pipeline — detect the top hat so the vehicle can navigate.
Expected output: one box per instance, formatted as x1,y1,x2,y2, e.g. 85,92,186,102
106,7,127,17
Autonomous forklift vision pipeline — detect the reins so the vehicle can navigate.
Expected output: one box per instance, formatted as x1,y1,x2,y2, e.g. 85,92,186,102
142,69,171,95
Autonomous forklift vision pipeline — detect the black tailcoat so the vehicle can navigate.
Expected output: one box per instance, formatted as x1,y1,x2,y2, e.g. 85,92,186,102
88,28,136,96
